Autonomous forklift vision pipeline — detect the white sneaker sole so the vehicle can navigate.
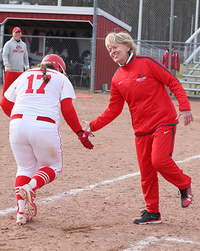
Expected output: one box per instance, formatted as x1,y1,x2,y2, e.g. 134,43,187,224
16,213,33,225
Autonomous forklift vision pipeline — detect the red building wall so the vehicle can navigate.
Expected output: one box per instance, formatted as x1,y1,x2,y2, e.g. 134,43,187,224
0,11,130,91
95,15,129,90
0,12,93,23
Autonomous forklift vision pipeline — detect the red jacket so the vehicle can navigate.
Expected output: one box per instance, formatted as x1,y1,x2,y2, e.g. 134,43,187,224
162,50,180,71
90,55,190,136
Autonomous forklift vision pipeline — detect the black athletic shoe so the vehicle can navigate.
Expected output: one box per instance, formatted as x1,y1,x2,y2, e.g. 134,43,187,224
180,184,193,208
133,209,162,225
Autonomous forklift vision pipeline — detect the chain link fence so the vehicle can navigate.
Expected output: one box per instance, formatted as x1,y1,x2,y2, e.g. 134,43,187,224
97,0,200,98
1,0,200,98
0,33,92,88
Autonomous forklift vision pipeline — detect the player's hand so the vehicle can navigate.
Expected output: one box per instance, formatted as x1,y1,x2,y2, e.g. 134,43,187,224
5,66,11,72
77,130,94,149
176,110,193,126
82,120,92,132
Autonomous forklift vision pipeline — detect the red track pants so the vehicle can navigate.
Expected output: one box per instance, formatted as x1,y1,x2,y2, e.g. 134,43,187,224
135,124,191,214
2,71,22,97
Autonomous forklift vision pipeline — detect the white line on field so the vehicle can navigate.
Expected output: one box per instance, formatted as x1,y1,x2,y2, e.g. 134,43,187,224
176,154,200,163
0,171,140,216
0,154,200,216
123,236,200,251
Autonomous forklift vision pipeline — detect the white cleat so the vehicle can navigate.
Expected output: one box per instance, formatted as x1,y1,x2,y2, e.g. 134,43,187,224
16,212,33,225
19,184,37,217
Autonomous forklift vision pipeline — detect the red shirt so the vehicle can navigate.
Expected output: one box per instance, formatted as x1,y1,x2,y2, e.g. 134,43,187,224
162,50,180,71
90,55,190,136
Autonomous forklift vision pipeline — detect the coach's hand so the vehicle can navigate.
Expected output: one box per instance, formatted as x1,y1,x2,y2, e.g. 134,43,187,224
82,120,92,132
176,110,193,126
77,130,94,149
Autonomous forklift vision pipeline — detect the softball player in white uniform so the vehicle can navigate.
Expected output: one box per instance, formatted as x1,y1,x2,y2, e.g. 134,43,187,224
0,54,94,225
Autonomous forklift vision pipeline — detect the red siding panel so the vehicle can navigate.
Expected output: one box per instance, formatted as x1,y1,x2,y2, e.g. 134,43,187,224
94,15,129,90
0,10,129,91
0,12,93,24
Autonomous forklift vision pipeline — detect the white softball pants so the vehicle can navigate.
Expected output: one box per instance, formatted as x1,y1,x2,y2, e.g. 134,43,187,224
9,114,63,179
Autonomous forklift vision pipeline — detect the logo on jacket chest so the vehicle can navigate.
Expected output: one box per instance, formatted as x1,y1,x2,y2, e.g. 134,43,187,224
13,45,24,53
136,73,146,82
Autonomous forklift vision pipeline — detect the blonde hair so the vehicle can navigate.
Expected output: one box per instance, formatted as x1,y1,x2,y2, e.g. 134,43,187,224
105,32,137,55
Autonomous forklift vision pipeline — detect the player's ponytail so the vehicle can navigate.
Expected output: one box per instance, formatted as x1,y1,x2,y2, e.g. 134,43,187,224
41,64,49,83
38,63,56,84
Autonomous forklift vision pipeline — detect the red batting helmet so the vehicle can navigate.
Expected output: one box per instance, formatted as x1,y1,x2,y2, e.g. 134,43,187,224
41,54,66,75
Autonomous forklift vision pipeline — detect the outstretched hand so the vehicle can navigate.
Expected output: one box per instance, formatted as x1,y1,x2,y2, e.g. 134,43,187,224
82,120,92,132
176,110,193,126
77,130,94,149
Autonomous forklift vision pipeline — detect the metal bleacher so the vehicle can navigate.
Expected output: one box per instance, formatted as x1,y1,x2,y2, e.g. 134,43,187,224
139,34,200,99
181,28,200,98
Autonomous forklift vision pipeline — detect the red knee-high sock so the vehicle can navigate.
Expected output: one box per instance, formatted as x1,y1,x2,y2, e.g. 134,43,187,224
15,176,31,201
16,176,32,213
31,167,56,191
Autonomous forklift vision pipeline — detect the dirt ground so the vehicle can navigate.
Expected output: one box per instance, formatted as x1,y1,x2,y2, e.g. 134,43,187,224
0,84,200,251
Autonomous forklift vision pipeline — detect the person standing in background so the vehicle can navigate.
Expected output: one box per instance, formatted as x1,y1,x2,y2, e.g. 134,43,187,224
2,27,29,96
162,45,180,77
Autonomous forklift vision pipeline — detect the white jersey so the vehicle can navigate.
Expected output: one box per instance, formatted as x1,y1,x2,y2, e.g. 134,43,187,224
4,68,76,125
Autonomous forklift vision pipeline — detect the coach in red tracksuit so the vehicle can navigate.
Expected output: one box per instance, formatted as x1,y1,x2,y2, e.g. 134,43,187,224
83,32,193,225
162,45,180,77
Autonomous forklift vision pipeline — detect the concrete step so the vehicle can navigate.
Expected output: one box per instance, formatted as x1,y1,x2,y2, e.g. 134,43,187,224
182,74,200,78
185,94,200,98
184,88,200,92
188,68,200,71
171,92,200,98
181,81,200,85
